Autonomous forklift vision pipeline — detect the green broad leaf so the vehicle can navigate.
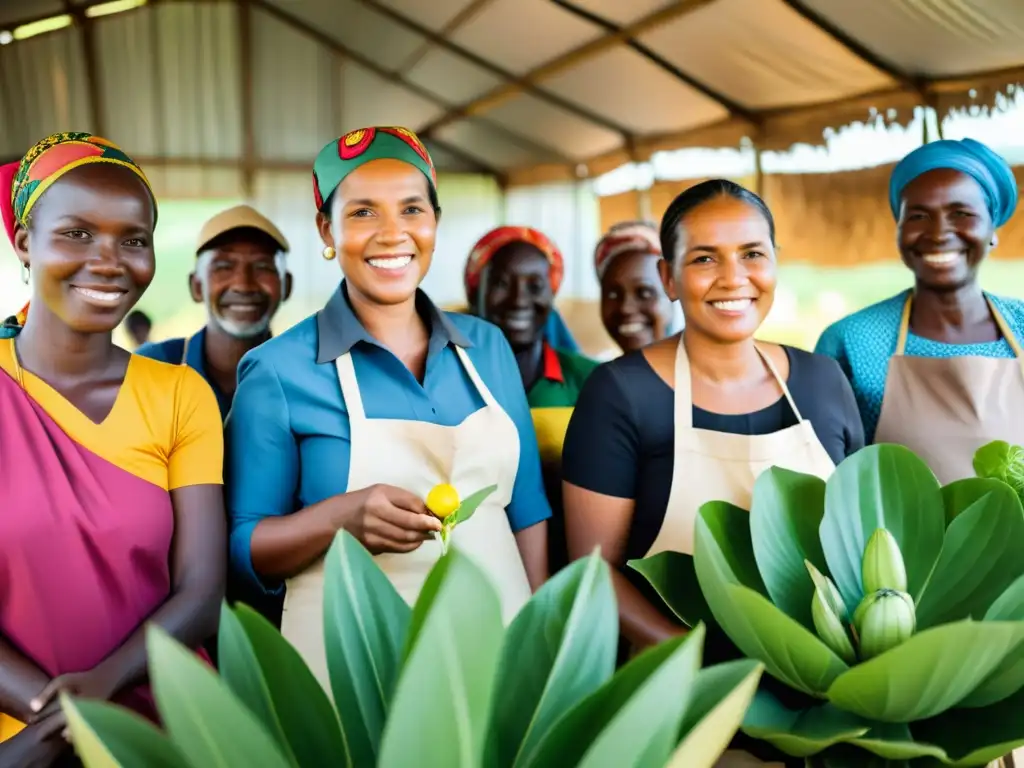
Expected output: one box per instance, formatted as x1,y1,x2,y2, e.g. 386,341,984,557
61,694,190,768
628,551,713,629
955,573,1024,707
524,627,704,768
740,689,868,758
695,511,848,697
402,548,454,664
826,620,1024,722
323,530,411,766
378,549,504,768
217,604,295,762
810,743,916,767
972,440,1018,484
487,552,617,768
695,501,768,595
915,482,1024,629
146,625,293,768
668,659,763,768
940,477,1008,527
911,685,1024,766
819,444,944,613
847,723,948,761
232,604,347,768
454,484,498,525
749,467,828,630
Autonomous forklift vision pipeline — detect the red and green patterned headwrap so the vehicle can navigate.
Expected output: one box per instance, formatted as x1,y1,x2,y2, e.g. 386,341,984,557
312,126,438,214
1,132,154,329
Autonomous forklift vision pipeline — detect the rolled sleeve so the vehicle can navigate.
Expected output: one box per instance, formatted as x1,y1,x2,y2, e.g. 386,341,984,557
490,334,552,532
225,352,298,594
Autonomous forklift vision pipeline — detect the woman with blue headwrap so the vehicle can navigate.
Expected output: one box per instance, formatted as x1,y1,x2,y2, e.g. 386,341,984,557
816,138,1024,484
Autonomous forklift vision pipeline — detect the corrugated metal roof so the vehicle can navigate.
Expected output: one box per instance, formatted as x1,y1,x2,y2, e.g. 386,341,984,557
1,0,1021,184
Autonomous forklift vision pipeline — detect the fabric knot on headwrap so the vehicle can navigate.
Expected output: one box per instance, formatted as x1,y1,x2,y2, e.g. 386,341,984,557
594,221,661,279
889,138,1019,227
1,131,153,330
312,126,438,214
464,226,564,304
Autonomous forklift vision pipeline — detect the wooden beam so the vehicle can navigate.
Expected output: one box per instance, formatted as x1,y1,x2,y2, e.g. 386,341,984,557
237,0,255,196
778,0,924,94
250,0,573,166
550,0,760,126
396,0,496,75
61,0,105,136
356,0,633,139
418,0,720,137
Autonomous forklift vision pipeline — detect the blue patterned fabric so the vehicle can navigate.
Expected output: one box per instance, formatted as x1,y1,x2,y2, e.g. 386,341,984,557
815,289,1024,442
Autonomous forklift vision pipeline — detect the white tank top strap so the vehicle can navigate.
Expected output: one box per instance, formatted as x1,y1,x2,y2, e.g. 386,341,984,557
673,334,694,429
455,345,500,409
334,353,367,423
754,343,805,422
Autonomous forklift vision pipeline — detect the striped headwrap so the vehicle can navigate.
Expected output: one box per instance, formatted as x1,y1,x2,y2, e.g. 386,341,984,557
593,220,661,280
464,226,564,307
1,132,154,329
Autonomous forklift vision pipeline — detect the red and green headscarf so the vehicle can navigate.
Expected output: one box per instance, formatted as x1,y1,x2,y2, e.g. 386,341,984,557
1,131,154,329
312,126,438,213
464,226,565,307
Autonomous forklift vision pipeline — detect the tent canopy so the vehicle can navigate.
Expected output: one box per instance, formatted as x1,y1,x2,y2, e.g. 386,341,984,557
2,0,1022,187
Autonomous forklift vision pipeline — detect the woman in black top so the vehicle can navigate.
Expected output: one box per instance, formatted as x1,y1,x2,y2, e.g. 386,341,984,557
562,179,864,656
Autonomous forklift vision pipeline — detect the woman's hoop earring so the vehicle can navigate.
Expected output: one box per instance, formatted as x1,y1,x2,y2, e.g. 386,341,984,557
322,246,336,261
20,263,29,285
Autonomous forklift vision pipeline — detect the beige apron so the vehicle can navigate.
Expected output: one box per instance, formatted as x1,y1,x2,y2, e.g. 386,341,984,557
649,336,836,768
280,345,533,694
873,296,1024,768
873,294,1024,485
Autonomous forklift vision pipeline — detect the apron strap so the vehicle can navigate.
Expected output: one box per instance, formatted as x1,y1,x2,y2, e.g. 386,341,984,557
754,344,805,422
334,353,367,422
896,293,1024,360
180,336,190,365
673,334,693,429
454,346,500,409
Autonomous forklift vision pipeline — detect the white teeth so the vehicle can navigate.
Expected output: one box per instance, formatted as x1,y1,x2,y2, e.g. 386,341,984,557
922,253,960,266
619,322,645,334
74,287,124,303
368,255,412,270
711,299,752,312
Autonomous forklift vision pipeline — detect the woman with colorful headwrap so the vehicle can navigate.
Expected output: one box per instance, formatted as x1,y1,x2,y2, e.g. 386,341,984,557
0,133,224,765
466,226,600,573
816,138,1024,483
225,127,552,690
593,220,678,355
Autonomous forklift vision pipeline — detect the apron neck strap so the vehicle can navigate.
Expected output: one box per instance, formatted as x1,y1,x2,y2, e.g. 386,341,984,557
673,336,805,426
180,336,190,365
454,346,499,409
896,292,1024,358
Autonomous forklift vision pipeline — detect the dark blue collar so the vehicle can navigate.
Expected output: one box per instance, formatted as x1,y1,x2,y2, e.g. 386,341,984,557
185,327,234,421
315,281,471,364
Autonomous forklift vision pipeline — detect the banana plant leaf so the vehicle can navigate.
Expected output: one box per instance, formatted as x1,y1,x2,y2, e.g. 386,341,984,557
226,604,346,768
694,506,849,696
819,444,945,613
667,659,764,767
486,552,617,768
524,626,703,768
914,482,1024,630
825,620,1024,722
748,467,828,631
628,551,713,629
911,685,1024,766
61,694,190,768
146,625,294,768
741,689,869,757
378,549,503,768
323,530,410,766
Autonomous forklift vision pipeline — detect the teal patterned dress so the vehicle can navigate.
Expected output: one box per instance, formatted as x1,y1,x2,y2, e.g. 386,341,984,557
814,288,1024,442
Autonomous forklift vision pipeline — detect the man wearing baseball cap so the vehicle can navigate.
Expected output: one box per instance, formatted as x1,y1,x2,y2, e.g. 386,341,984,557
137,204,292,421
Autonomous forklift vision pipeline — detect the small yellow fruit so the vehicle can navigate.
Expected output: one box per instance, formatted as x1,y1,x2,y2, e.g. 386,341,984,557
426,483,460,519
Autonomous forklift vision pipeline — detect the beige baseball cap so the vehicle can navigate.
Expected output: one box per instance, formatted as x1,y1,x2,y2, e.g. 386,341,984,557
196,204,290,255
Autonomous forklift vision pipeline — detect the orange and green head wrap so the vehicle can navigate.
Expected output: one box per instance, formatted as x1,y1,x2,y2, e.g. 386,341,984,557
1,131,154,329
312,126,439,214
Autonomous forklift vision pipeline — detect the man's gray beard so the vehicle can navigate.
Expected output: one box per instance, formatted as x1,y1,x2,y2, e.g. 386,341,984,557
203,288,272,340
